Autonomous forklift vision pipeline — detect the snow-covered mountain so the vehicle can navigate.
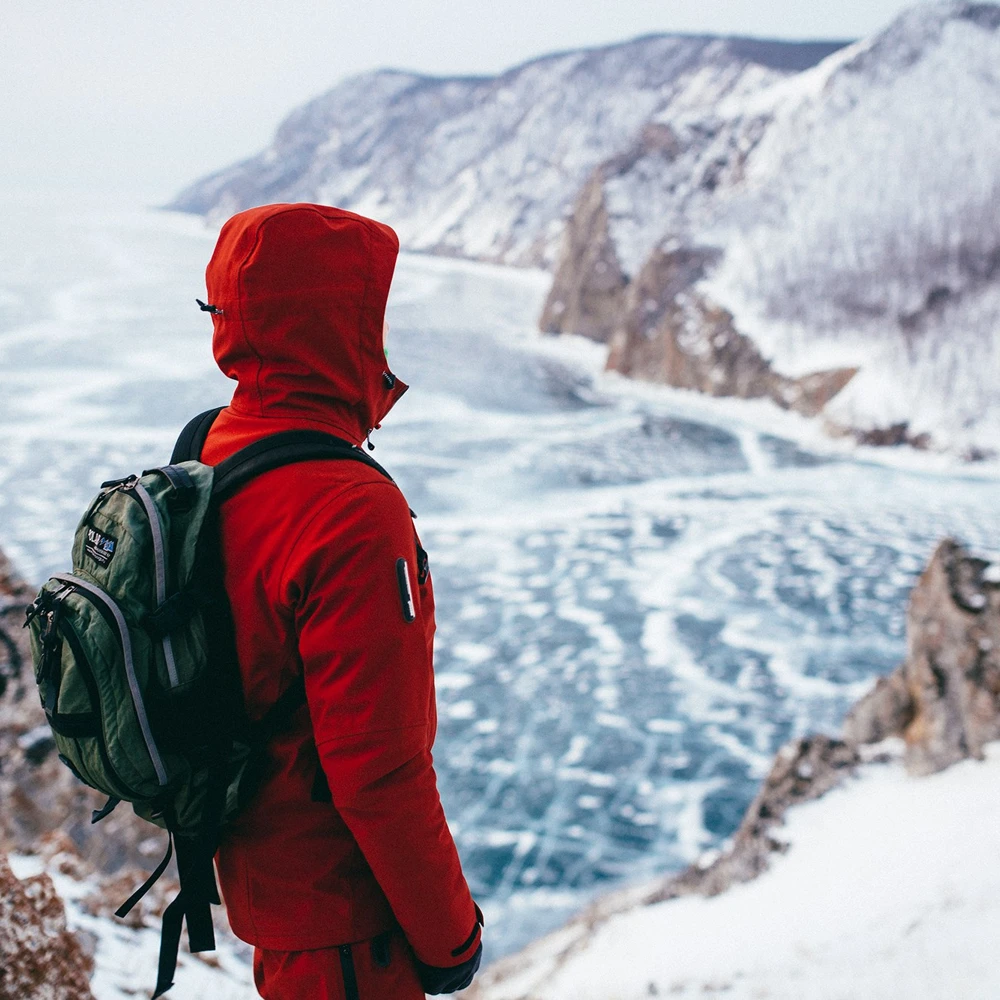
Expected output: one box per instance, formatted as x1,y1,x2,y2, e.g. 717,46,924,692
171,2,1000,456
545,1,1000,455
168,35,845,267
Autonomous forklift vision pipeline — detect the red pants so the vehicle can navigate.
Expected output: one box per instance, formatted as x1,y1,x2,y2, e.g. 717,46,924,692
253,931,425,1000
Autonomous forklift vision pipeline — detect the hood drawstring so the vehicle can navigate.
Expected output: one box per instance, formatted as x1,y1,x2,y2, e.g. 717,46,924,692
368,375,396,449
365,421,384,451
196,299,224,315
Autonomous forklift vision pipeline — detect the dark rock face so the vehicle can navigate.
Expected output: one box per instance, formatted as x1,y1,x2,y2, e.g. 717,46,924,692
0,852,95,1000
649,736,860,902
850,422,932,449
539,171,629,342
602,246,858,420
0,548,32,700
844,538,1000,775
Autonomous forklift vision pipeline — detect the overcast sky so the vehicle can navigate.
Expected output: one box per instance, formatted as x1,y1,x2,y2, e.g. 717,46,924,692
2,0,926,202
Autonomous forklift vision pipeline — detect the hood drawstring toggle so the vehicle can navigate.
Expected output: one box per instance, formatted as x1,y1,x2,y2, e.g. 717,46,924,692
196,299,224,315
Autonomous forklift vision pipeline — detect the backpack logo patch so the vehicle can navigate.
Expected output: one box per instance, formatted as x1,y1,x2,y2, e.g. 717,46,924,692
85,527,118,567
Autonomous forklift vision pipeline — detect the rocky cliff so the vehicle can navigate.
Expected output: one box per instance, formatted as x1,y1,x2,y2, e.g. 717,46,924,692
470,537,1000,997
844,537,1000,775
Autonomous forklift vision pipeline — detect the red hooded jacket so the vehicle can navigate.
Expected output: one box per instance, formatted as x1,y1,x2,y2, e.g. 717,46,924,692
198,203,481,970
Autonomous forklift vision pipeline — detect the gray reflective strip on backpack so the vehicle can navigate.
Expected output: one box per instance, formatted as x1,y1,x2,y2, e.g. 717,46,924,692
132,483,180,688
52,573,169,786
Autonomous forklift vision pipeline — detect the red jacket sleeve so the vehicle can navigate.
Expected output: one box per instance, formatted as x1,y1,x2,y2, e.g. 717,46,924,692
280,478,481,967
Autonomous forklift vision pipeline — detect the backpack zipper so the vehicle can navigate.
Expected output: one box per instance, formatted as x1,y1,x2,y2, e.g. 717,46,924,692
52,573,169,787
126,483,181,688
58,616,145,800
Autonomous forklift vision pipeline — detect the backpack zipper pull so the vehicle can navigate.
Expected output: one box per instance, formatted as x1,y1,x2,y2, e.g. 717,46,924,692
99,474,139,493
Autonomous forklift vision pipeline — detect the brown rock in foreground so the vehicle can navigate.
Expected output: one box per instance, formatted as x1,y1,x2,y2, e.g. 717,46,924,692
648,735,859,903
0,852,95,1000
844,538,1000,775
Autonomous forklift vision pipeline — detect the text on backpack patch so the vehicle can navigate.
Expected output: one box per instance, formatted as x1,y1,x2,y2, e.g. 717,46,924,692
85,527,118,567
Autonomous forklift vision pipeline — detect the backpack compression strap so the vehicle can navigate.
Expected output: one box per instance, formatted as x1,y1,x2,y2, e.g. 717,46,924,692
139,678,311,999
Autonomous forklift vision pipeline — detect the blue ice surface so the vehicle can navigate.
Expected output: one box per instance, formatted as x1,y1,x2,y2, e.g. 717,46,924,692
0,198,998,960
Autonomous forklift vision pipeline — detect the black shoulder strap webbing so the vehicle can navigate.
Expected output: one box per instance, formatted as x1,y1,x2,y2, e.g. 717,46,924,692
211,430,394,501
170,406,225,465
152,835,219,998
170,410,395,498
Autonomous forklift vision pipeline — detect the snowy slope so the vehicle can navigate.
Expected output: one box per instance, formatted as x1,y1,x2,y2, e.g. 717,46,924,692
168,36,844,266
475,740,1000,1000
701,3,1000,451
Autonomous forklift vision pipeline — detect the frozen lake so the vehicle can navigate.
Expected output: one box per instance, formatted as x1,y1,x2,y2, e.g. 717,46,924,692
1,195,998,957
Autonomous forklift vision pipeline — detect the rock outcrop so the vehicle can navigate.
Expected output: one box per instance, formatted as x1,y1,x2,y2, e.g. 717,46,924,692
647,735,859,903
0,852,95,1000
844,538,1000,774
601,245,858,420
538,169,629,342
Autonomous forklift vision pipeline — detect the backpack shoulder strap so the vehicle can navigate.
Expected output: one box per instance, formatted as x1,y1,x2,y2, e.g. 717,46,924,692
170,407,225,464
211,430,395,502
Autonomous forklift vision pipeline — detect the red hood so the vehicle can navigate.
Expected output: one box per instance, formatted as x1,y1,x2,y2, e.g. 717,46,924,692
205,203,407,443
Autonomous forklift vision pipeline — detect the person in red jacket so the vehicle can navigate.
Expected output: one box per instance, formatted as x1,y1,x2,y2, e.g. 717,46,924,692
198,203,483,999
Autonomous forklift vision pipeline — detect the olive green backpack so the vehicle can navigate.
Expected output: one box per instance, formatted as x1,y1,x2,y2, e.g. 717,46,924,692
24,407,393,997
